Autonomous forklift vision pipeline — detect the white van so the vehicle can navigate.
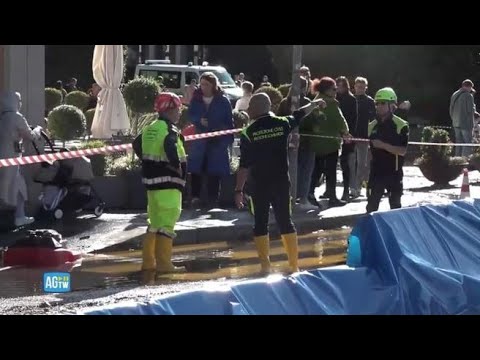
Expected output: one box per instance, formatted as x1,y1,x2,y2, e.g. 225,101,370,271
134,60,243,105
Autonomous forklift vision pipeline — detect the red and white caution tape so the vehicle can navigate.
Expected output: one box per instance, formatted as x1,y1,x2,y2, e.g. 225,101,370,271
408,141,480,147
0,128,242,169
299,133,480,147
1,127,478,169
0,144,132,168
300,134,369,143
184,128,241,141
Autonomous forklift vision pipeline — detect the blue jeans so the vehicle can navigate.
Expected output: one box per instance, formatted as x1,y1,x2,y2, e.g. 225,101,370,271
454,127,473,157
296,147,316,201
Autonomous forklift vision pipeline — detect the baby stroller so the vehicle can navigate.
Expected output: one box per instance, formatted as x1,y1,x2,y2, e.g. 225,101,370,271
32,131,105,220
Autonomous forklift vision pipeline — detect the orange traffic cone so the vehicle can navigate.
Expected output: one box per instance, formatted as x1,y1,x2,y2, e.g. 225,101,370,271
460,168,470,199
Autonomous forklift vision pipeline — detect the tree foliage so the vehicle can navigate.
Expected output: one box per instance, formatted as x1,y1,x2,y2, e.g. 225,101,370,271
47,45,480,127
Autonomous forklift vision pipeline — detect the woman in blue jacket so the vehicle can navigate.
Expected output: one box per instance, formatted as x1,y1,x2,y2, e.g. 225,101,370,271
188,72,234,207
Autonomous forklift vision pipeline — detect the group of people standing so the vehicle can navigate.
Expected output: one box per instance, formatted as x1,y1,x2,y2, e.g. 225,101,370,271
134,63,413,279
232,77,410,275
278,70,411,212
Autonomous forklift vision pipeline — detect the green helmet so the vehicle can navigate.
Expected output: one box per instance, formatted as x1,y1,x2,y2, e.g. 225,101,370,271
375,87,397,103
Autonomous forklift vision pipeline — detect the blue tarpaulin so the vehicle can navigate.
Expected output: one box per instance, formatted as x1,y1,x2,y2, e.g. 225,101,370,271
83,200,480,315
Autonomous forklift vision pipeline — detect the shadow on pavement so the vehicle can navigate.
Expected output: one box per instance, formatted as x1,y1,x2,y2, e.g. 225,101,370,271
408,184,457,192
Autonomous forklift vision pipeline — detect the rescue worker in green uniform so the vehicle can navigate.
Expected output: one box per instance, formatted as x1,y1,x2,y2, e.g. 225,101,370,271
132,92,187,276
367,87,409,213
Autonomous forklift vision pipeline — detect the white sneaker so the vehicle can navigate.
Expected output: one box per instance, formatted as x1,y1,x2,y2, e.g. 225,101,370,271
15,216,35,227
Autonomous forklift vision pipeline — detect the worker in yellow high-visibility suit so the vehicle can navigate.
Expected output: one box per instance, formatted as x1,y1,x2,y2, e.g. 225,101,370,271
132,92,187,278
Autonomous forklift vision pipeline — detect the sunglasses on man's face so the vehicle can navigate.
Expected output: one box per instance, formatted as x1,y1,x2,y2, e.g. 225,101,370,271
375,101,388,106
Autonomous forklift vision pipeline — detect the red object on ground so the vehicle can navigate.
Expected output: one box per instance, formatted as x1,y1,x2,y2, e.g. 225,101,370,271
3,248,81,267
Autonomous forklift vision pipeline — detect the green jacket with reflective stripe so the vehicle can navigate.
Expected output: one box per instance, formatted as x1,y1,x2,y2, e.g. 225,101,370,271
368,114,409,174
139,119,187,191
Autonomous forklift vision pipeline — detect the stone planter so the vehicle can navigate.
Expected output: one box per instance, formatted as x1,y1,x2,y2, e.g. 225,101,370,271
417,157,467,186
91,172,148,210
125,171,147,210
469,155,480,171
91,170,233,210
89,156,107,177
91,176,128,209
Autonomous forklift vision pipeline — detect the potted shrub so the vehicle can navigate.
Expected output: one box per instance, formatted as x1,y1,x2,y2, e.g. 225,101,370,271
84,108,96,136
415,127,468,186
106,154,145,209
91,154,142,210
122,77,160,137
137,112,158,134
469,146,480,171
76,140,107,176
91,156,128,209
45,88,63,116
65,91,90,112
47,105,86,147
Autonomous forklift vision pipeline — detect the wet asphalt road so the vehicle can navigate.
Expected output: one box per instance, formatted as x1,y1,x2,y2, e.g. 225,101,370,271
0,227,350,315
0,212,148,254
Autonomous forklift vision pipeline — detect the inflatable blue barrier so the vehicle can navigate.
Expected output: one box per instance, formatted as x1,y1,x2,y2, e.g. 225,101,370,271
83,199,480,315
346,234,361,267
85,289,240,315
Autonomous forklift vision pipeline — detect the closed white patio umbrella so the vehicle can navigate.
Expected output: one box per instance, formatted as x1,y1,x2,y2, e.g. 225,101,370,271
90,45,130,139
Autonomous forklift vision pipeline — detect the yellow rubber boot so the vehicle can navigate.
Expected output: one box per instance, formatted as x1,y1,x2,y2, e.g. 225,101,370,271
281,233,299,273
254,235,271,274
142,232,157,271
141,269,156,285
155,235,185,274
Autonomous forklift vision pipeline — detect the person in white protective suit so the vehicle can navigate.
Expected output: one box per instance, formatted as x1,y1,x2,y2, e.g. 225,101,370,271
0,91,43,227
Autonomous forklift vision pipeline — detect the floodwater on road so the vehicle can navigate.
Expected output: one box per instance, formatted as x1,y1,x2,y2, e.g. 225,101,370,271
0,228,350,299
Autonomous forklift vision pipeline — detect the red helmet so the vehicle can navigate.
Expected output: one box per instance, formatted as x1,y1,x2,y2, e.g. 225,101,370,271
154,92,182,113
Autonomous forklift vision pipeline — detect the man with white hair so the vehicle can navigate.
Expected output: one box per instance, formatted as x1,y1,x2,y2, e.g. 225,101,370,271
234,92,326,274
450,79,477,157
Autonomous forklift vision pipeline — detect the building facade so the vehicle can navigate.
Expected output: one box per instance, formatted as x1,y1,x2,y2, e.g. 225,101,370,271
0,45,45,127
0,45,45,214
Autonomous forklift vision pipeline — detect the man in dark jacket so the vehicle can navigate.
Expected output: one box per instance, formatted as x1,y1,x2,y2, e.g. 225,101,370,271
367,87,409,213
352,77,376,198
336,76,358,201
234,93,325,274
